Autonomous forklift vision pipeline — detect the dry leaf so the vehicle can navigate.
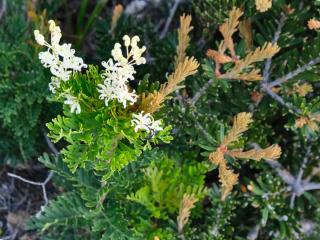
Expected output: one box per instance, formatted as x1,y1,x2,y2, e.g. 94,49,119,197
283,5,295,15
295,114,320,131
206,49,233,64
209,148,225,165
208,112,281,201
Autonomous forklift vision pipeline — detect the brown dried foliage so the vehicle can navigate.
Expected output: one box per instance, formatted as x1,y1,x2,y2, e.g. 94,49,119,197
206,8,280,81
255,0,272,13
239,18,253,51
138,14,199,113
295,114,320,131
219,42,280,81
222,112,253,146
219,160,239,201
308,18,320,30
219,7,243,58
208,112,282,201
228,145,282,161
111,4,124,33
175,14,193,67
177,194,198,233
140,57,199,113
293,83,313,97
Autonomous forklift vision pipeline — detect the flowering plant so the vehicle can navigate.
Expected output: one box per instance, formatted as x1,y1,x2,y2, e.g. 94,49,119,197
19,1,320,239
34,21,175,179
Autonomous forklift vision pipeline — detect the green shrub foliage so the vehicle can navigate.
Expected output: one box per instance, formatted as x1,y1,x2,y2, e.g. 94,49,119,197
0,0,58,164
3,0,320,239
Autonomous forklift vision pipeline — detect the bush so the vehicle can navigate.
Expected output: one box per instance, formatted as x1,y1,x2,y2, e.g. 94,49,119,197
2,0,320,239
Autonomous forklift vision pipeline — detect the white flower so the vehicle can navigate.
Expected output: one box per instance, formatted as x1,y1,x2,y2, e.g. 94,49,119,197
34,30,45,45
131,111,163,134
34,20,87,92
64,94,81,114
98,35,146,108
49,77,61,93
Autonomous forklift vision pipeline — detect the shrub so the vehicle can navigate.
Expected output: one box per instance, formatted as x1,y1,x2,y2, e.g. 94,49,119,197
5,0,320,239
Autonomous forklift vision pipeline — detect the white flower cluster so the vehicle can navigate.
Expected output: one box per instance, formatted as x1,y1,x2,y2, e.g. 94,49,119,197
131,111,163,134
97,35,146,108
34,20,87,93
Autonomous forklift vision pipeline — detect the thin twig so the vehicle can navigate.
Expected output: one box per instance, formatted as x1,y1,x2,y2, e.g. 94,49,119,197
191,112,215,143
296,145,312,189
265,159,295,186
41,126,59,156
290,142,313,208
262,87,301,115
210,206,222,237
0,0,7,21
262,13,286,83
303,182,320,191
267,56,320,88
304,166,320,182
159,0,181,39
188,78,215,106
247,224,261,240
255,142,320,206
7,172,53,206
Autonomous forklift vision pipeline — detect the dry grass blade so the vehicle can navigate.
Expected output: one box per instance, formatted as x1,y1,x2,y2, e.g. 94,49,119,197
228,144,282,161
175,14,193,66
223,112,253,146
